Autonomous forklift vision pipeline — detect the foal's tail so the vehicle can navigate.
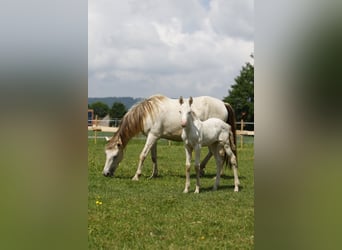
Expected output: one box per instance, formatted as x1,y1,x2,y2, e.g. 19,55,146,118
223,131,237,169
224,103,238,165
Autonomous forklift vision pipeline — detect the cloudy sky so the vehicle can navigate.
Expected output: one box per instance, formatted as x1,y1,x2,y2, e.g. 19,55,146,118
88,0,254,99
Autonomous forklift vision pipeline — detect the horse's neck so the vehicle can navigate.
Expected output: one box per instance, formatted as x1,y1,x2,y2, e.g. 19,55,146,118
117,118,143,148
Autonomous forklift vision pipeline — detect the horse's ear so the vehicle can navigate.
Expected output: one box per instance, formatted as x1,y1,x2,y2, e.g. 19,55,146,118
179,96,183,104
189,96,193,106
117,137,122,147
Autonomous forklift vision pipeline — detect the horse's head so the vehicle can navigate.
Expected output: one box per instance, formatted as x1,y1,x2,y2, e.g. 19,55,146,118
179,96,193,127
102,136,124,177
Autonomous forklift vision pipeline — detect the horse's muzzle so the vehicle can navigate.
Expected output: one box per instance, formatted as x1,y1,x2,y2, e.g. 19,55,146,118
103,171,113,177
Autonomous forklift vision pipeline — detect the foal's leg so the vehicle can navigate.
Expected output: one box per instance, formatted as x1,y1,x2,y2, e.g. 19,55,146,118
183,145,192,193
132,133,158,181
194,146,201,194
148,142,158,179
224,144,240,192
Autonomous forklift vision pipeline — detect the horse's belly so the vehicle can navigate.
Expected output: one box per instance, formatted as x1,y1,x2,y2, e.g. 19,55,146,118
162,134,183,141
150,127,183,141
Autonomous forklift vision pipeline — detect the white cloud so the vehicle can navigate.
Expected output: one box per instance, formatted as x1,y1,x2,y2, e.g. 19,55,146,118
209,0,254,40
88,0,254,98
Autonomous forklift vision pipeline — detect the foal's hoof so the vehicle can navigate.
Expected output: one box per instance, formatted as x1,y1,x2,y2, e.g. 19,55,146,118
234,187,239,192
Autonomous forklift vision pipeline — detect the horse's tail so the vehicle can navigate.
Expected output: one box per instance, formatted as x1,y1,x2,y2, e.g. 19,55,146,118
224,102,237,165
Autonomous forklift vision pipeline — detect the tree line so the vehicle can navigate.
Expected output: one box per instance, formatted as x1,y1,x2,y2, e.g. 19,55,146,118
88,102,127,127
89,55,254,129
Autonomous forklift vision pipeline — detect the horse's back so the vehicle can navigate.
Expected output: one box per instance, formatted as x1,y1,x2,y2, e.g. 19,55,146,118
144,95,227,140
191,96,227,121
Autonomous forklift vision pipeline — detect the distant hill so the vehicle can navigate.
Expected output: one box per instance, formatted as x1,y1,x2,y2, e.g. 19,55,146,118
88,97,144,110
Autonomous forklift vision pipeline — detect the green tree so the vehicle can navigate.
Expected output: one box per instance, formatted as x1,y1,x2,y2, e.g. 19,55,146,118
89,101,109,118
110,102,127,119
223,56,254,130
109,102,127,127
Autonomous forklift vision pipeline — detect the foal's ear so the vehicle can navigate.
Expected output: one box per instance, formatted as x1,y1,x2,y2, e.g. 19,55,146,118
179,96,184,104
189,96,193,106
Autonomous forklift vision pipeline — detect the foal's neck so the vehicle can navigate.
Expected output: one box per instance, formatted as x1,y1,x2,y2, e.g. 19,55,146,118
188,111,201,130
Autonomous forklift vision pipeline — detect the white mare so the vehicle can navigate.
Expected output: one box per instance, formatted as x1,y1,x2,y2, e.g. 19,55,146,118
179,96,240,193
102,94,237,180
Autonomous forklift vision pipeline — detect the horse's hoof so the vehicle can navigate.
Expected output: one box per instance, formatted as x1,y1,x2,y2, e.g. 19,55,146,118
234,187,239,192
148,173,158,180
132,176,139,181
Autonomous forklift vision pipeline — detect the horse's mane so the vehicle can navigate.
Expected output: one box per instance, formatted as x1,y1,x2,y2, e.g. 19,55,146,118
107,95,166,148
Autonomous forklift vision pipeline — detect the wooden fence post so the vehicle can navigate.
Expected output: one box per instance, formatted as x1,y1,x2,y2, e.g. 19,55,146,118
94,115,98,144
240,119,244,148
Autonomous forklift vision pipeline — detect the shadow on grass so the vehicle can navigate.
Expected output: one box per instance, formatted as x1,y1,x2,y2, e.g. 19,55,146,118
199,184,244,193
199,173,246,180
163,172,246,180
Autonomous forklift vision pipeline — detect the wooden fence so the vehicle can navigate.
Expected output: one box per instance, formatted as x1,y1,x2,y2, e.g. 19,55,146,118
88,117,254,147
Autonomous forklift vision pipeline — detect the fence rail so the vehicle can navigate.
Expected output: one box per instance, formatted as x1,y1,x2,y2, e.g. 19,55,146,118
88,118,254,147
88,120,255,126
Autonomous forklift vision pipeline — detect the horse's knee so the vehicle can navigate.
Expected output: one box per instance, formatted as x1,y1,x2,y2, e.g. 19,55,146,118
139,153,146,162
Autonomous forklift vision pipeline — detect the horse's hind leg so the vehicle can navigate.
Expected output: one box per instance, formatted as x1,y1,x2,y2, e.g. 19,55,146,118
212,145,223,191
148,142,158,179
200,150,212,177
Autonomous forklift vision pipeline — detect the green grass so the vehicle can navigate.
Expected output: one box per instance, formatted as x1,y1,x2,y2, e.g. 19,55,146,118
88,138,254,249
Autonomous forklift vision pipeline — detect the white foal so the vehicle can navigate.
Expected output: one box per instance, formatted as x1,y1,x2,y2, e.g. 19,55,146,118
179,96,240,193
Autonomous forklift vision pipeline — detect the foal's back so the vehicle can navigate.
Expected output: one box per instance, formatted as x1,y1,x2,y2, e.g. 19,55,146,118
197,117,232,147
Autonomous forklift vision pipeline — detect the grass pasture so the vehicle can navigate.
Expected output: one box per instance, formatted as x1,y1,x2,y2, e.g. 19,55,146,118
88,137,254,249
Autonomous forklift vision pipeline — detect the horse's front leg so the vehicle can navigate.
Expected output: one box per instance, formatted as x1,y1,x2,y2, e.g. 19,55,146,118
183,145,192,193
194,145,201,193
132,134,158,181
148,142,158,179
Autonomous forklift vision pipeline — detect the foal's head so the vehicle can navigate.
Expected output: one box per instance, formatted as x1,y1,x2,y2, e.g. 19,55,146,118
179,96,193,128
